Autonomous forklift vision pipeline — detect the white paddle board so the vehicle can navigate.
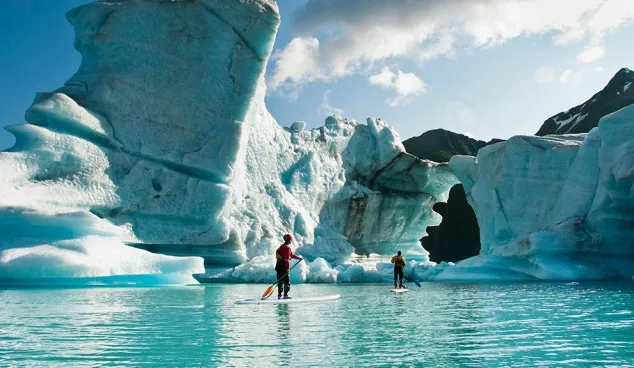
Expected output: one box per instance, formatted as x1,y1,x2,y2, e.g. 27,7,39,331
390,288,410,293
236,294,341,305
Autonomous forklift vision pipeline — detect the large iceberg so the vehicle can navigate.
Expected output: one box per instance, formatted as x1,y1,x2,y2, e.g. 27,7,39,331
0,0,457,285
444,105,634,281
6,0,629,285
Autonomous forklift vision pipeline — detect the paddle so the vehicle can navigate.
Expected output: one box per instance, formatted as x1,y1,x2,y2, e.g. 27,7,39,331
261,258,303,300
403,268,422,288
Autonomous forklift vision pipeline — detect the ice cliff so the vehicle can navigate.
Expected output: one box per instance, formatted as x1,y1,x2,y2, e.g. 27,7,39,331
0,0,457,285
3,0,631,285
445,106,634,280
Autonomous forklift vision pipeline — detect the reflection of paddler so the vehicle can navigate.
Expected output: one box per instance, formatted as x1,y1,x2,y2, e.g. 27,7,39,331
390,251,406,289
275,234,302,299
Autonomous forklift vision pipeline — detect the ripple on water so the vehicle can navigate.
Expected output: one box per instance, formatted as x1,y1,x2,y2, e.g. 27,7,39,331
0,283,633,367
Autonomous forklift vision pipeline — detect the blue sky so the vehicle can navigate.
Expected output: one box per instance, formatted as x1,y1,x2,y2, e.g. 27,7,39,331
1,0,633,151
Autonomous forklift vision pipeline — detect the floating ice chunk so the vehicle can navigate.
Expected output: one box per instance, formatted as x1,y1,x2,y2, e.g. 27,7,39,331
306,258,338,283
0,208,203,285
230,255,309,283
0,235,203,282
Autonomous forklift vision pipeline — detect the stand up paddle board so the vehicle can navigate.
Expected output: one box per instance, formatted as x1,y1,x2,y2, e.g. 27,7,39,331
390,288,410,293
236,294,340,305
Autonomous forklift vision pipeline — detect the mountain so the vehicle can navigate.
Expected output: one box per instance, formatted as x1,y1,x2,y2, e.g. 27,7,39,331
403,129,501,162
536,68,634,136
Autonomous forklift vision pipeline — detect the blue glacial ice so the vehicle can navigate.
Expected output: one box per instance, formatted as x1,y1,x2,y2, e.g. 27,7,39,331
2,0,633,285
0,0,457,285
443,105,634,281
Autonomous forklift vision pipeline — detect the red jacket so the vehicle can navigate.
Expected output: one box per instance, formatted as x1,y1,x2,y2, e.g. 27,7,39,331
275,243,301,269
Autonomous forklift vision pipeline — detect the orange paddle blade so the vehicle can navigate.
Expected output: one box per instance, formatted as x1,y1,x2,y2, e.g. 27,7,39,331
261,285,275,299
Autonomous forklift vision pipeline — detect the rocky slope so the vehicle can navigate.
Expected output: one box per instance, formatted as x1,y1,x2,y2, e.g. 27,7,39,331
536,68,634,136
403,129,495,163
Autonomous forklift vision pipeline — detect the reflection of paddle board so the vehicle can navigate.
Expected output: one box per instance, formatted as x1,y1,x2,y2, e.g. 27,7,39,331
390,288,410,293
236,294,341,305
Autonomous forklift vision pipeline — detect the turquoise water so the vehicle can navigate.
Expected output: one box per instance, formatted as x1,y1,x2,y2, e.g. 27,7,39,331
1,282,633,367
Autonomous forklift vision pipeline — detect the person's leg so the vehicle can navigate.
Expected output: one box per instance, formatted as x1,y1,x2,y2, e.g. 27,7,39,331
283,273,291,297
398,268,404,288
276,269,285,298
393,268,398,288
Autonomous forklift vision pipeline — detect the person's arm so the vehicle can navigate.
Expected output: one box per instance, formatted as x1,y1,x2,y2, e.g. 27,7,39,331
391,256,395,263
291,250,302,260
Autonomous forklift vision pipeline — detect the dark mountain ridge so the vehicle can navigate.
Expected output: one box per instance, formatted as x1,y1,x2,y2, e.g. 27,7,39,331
536,67,634,135
403,129,501,163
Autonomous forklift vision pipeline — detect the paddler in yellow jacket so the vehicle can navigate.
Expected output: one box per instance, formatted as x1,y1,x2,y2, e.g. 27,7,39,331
391,251,406,289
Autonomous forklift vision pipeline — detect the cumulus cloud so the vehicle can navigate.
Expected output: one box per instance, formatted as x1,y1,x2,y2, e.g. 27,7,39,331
368,67,428,106
576,44,605,63
534,66,556,85
267,37,321,98
268,0,634,93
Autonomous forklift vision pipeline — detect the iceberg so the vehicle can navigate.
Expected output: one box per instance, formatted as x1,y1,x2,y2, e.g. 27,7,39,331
444,105,634,281
7,0,629,284
0,208,203,285
0,0,457,285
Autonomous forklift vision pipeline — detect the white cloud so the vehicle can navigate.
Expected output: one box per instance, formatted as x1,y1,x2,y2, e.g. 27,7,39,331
267,37,321,98
534,66,556,84
268,0,634,94
559,69,584,84
368,67,395,88
319,90,344,116
463,132,475,139
577,44,605,63
368,67,428,106
560,70,572,83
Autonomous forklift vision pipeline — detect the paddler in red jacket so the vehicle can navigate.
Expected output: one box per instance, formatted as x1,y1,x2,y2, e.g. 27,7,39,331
275,234,302,299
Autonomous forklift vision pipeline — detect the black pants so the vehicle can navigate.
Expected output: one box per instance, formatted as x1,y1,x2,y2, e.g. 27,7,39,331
394,267,404,288
276,268,290,296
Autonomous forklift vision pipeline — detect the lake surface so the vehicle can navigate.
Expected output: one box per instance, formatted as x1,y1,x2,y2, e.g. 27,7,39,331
1,282,633,367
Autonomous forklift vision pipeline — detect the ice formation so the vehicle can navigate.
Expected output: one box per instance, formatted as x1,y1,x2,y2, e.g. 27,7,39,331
3,0,632,285
444,105,634,281
0,0,457,285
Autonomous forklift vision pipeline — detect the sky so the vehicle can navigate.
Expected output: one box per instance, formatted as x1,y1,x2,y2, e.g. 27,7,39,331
0,0,633,151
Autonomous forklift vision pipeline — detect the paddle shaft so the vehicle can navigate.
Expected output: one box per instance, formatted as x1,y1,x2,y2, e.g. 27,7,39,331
403,267,421,287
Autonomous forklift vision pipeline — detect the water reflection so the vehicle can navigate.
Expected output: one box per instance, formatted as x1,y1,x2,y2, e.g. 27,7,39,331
435,284,488,367
275,304,292,366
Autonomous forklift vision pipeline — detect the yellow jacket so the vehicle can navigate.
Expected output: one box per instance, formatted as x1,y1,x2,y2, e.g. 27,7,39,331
391,255,406,268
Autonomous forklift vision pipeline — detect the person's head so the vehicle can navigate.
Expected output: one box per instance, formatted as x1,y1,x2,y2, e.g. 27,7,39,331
283,233,293,244
397,251,402,256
